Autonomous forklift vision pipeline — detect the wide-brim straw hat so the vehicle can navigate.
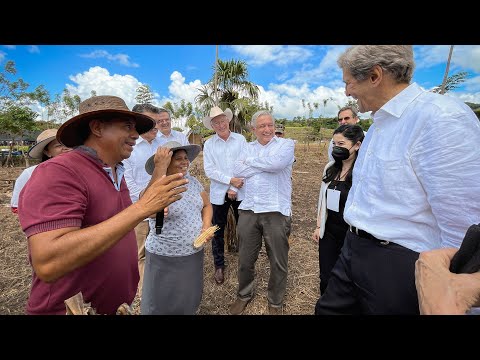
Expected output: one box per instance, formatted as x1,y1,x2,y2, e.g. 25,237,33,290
57,95,155,147
145,141,201,175
202,106,233,130
27,128,58,159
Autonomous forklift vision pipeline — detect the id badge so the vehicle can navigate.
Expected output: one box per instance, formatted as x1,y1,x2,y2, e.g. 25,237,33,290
326,189,340,212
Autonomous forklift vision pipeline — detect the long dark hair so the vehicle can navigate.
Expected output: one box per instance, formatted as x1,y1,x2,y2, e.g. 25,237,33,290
324,124,364,186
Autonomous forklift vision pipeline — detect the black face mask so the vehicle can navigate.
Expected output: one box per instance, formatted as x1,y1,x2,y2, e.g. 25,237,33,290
332,145,353,162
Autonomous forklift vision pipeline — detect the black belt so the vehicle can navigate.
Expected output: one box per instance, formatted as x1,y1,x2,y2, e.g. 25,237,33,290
349,225,390,245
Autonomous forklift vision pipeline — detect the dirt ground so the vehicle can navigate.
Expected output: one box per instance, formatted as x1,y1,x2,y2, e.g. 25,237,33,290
0,143,328,315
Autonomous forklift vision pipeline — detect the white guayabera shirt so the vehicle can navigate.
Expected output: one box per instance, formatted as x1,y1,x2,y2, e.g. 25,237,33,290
203,132,247,205
234,137,295,217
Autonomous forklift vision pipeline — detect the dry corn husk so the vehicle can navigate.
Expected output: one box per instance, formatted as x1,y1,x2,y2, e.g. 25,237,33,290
193,225,220,249
65,292,133,315
65,292,97,315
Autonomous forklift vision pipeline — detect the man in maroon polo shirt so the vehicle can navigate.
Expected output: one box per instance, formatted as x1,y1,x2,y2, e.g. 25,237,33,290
18,95,188,315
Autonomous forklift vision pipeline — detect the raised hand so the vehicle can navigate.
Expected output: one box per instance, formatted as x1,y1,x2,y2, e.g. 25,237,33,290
138,173,188,217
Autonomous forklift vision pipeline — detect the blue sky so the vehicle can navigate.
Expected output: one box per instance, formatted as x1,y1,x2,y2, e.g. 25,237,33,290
2,45,480,124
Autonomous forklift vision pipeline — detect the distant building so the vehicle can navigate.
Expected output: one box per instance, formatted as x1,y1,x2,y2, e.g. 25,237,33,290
0,130,40,146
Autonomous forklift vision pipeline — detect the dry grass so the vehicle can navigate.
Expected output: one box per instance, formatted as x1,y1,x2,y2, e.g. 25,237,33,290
0,142,328,315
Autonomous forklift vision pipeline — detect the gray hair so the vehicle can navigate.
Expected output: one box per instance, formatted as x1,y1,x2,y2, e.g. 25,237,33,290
132,103,171,118
250,110,275,128
337,105,359,118
337,45,415,84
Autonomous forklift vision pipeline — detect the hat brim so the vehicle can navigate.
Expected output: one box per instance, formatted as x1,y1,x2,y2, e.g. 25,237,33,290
57,109,155,148
202,108,233,130
145,144,201,175
27,136,56,159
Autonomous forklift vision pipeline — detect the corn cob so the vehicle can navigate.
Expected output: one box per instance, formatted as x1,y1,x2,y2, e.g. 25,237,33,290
193,225,220,248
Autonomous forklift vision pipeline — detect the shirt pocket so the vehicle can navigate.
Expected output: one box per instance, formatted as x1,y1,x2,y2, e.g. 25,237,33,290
370,155,415,199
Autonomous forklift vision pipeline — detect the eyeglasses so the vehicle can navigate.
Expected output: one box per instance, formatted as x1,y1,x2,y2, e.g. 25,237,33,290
338,116,352,122
211,119,228,127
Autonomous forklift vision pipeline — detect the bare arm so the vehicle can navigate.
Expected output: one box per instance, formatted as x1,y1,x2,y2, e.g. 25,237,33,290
200,190,213,232
29,172,188,282
415,248,480,315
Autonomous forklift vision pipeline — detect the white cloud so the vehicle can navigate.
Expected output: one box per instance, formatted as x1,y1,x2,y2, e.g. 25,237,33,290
286,45,349,86
4,45,16,50
65,66,143,110
449,91,480,105
414,45,480,74
450,45,480,73
464,75,480,92
80,50,139,68
0,51,6,63
28,45,40,53
414,45,450,69
258,81,352,120
164,70,203,105
230,45,314,66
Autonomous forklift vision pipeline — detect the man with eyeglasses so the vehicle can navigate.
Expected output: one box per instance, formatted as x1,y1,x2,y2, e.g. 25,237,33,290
327,106,363,162
124,103,188,299
202,106,246,285
155,107,189,146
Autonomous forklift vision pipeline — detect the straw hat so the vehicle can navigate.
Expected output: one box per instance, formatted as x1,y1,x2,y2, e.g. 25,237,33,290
57,95,155,147
145,141,201,175
202,106,233,130
28,128,58,159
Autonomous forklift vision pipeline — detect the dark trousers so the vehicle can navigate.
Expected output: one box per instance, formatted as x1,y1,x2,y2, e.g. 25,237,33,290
315,230,420,315
319,228,346,295
211,195,241,269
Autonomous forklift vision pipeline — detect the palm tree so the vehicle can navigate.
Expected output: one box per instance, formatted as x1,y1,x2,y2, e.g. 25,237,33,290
439,45,454,95
195,59,260,133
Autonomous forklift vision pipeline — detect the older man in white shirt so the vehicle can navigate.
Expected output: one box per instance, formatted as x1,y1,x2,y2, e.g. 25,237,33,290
202,106,247,285
229,110,295,315
315,45,480,315
124,103,189,298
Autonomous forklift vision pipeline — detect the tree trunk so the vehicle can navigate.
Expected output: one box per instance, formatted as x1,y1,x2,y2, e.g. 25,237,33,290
440,45,455,95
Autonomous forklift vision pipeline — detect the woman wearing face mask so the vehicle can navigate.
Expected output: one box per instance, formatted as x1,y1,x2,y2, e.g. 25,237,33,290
312,124,364,299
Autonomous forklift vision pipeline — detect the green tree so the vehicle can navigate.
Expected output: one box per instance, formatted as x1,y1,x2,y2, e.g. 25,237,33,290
0,105,38,166
163,99,195,118
0,60,49,166
135,84,155,104
195,59,260,133
431,71,469,94
46,89,81,125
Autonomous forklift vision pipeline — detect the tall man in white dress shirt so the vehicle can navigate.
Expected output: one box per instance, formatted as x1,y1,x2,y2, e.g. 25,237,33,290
229,110,295,315
315,45,480,315
202,106,247,285
124,104,189,297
